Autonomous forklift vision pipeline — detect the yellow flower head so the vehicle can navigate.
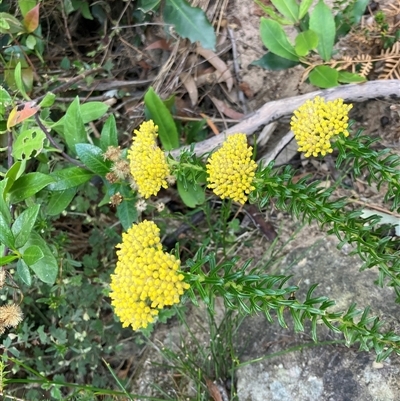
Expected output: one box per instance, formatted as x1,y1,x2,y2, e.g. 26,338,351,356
206,133,257,204
110,220,190,330
290,96,353,157
128,121,170,198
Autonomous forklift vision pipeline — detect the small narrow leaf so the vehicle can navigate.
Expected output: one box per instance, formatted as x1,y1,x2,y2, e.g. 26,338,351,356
310,0,335,61
144,87,179,150
299,0,314,19
338,71,366,84
17,260,32,286
0,255,18,266
64,97,87,153
260,18,299,61
100,114,118,150
252,53,299,70
163,0,216,50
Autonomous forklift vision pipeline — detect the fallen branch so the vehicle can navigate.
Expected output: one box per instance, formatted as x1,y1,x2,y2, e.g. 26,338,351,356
169,80,400,158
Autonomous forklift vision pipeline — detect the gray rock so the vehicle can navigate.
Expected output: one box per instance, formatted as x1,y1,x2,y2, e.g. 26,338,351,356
236,233,400,401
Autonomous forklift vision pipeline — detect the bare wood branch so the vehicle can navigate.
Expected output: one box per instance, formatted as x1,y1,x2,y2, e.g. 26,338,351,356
169,80,400,158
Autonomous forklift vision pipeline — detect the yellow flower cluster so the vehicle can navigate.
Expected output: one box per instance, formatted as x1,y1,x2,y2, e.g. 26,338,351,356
128,120,170,198
206,134,257,204
290,96,353,157
110,220,190,330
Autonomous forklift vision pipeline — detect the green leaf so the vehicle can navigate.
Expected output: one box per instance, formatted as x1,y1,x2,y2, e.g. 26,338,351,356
252,53,299,70
338,70,366,84
177,180,205,208
0,179,11,226
0,13,24,34
48,167,93,191
8,172,54,203
22,245,44,266
299,0,314,19
12,128,46,161
63,97,87,153
39,92,56,108
308,65,338,88
253,0,292,25
144,87,179,150
270,0,299,23
260,18,299,61
80,102,109,123
163,0,216,50
4,161,25,197
18,0,36,16
117,199,138,230
0,255,18,266
75,143,111,175
12,204,40,249
100,114,118,151
0,212,15,248
138,0,161,13
14,62,29,100
19,231,58,284
0,87,13,116
309,0,335,61
17,260,32,286
294,30,318,57
46,188,77,216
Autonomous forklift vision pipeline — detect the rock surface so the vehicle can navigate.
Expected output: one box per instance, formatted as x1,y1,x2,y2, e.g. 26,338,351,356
236,230,400,401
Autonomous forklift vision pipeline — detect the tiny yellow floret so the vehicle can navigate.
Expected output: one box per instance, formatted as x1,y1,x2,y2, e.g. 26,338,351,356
110,220,190,330
128,120,170,198
206,134,257,204
290,96,353,157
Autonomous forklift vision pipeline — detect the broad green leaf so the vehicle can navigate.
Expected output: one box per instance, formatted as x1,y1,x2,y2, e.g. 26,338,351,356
18,0,36,16
64,97,87,153
80,102,109,123
0,255,18,266
310,0,335,61
177,180,205,208
4,161,25,197
0,179,11,226
23,4,39,33
48,167,93,191
0,212,15,248
0,13,24,34
138,0,161,13
260,18,299,61
12,128,46,160
22,245,44,265
75,143,111,175
17,260,32,286
117,199,138,230
299,0,314,19
270,0,299,23
338,71,367,84
12,204,40,248
39,92,56,108
294,30,318,57
8,172,54,203
144,87,179,150
100,114,118,151
252,53,299,70
19,231,58,284
163,0,216,51
46,188,77,216
25,34,36,49
309,65,338,88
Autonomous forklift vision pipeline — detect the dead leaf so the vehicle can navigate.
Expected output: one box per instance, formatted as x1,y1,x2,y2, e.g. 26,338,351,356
239,81,254,98
197,46,234,91
145,39,171,51
200,112,220,135
180,72,198,106
24,4,40,33
210,96,244,120
206,378,223,401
